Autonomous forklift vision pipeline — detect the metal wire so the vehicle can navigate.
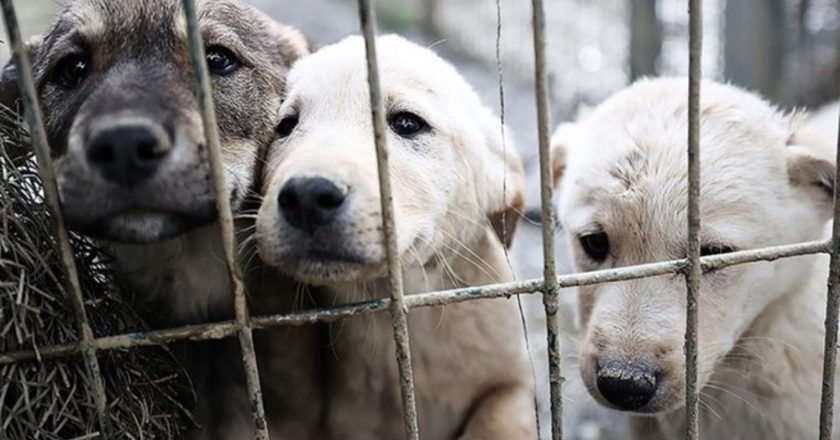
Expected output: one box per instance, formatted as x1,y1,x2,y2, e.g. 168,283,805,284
3,239,829,365
684,0,703,438
357,0,420,438
529,0,563,438
819,96,840,440
179,1,269,438
0,0,111,436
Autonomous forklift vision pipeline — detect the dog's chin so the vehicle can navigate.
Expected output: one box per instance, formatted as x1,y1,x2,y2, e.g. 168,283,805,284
267,248,387,286
71,209,216,243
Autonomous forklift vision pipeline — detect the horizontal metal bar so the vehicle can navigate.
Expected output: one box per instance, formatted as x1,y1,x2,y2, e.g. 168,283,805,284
1,239,828,366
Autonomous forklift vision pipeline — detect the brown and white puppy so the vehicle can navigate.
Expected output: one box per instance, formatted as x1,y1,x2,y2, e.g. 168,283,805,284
256,35,535,439
552,78,839,439
1,1,320,438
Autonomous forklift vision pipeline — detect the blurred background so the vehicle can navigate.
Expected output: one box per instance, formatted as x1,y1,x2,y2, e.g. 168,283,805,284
2,0,839,438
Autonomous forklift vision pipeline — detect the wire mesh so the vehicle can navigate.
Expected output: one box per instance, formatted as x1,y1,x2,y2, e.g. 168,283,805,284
0,0,837,439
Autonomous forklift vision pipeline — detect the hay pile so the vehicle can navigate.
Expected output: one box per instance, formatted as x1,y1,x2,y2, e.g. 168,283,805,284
0,105,194,439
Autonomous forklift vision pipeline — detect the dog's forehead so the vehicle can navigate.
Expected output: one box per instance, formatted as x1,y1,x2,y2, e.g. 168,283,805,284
289,35,471,109
563,80,792,240
51,0,254,50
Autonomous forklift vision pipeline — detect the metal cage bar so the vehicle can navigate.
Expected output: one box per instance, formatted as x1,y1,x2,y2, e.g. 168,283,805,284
530,0,563,438
179,1,269,438
357,0,421,438
684,0,703,438
819,95,840,440
0,0,112,436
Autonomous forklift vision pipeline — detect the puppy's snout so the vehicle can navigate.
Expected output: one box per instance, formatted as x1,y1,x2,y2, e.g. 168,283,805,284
596,361,658,411
278,177,347,234
86,123,170,188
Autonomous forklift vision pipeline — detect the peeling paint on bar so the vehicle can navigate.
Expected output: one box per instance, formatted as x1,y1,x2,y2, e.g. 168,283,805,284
357,0,420,438
0,0,111,436
818,98,840,440
530,0,563,437
179,1,269,438
2,240,828,367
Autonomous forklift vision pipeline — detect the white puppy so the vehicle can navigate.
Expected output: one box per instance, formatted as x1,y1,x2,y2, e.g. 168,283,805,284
256,35,536,439
551,78,838,439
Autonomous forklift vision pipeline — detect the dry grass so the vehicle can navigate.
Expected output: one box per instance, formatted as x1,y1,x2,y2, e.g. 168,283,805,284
0,105,194,439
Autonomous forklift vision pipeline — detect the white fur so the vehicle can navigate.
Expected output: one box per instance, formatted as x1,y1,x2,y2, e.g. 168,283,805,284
257,35,535,439
551,78,838,439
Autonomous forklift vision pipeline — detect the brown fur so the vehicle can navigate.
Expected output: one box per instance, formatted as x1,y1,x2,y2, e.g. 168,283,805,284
1,1,319,438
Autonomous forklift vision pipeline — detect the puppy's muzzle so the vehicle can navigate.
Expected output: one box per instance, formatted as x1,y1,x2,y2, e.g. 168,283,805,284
86,121,171,188
596,360,659,411
278,177,347,235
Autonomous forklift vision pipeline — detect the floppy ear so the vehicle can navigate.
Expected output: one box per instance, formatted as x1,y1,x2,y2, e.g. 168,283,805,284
786,145,835,219
479,114,525,249
0,34,42,110
260,18,310,67
550,122,581,189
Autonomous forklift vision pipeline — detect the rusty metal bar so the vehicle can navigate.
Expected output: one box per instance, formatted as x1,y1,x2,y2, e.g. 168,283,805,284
357,0,420,438
530,0,563,437
4,239,828,367
684,0,703,438
179,1,269,438
818,96,840,439
0,0,112,436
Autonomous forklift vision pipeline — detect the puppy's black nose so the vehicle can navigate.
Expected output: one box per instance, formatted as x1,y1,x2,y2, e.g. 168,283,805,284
278,177,346,234
87,124,170,187
596,361,658,411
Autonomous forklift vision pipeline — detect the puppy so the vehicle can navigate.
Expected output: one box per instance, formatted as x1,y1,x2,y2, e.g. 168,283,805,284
551,77,838,439
1,1,319,438
256,35,536,439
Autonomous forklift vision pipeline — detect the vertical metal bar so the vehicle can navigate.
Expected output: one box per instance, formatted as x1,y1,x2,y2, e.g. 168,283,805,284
0,0,111,436
357,1,420,438
530,0,563,438
818,101,840,440
179,2,269,438
684,0,703,438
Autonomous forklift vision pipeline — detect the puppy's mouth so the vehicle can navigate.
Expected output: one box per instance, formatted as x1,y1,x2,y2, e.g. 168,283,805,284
61,177,246,243
271,242,388,285
71,207,217,243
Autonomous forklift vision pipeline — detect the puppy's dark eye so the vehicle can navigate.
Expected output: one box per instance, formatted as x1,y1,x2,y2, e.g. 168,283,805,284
388,112,430,138
52,53,91,89
276,114,299,138
580,232,610,262
206,46,241,76
700,244,734,257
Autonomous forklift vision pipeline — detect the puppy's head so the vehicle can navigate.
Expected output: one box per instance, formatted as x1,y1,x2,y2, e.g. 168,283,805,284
1,0,308,243
551,78,835,414
256,35,523,285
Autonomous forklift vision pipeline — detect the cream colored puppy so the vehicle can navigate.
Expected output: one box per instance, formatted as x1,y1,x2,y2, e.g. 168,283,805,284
256,35,535,439
551,77,838,439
